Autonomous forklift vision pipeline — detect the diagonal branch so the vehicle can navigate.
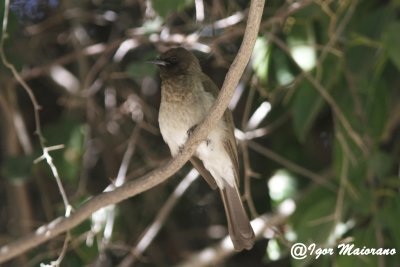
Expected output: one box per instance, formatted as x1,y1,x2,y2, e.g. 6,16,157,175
0,0,265,263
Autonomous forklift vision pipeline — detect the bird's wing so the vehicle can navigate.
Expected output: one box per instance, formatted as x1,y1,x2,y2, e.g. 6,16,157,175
201,74,240,185
190,157,218,190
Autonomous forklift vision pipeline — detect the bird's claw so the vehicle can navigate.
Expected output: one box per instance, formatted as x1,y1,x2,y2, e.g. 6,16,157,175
187,124,198,137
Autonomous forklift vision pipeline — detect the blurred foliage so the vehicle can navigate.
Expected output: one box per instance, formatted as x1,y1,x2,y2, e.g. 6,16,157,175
0,0,399,267
10,0,59,21
152,0,193,18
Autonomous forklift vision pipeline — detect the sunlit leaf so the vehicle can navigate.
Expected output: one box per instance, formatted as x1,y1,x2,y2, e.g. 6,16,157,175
270,45,294,86
287,21,316,71
142,16,163,33
252,36,271,83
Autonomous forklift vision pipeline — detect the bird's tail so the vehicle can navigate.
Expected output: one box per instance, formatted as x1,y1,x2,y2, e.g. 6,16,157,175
220,185,255,251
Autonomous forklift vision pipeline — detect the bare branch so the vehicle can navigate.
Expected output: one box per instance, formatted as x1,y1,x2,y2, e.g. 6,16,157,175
0,0,265,263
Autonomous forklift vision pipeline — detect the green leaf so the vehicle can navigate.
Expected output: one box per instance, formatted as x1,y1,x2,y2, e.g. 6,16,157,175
380,197,400,251
286,22,317,71
126,61,157,82
346,6,395,76
336,223,379,267
368,150,392,177
291,187,336,243
332,129,368,211
345,45,380,77
2,155,34,181
252,36,271,83
42,117,85,183
292,2,323,19
349,6,395,41
291,81,325,142
384,22,400,71
142,16,163,34
290,187,336,267
152,0,193,18
365,80,389,140
271,46,294,86
394,0,400,7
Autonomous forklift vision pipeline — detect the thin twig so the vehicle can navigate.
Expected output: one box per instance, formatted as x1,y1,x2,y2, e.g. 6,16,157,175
240,84,259,218
1,0,72,217
332,153,348,229
1,1,73,265
247,141,336,191
88,124,142,248
118,169,199,267
240,112,290,140
241,142,259,218
39,233,70,267
20,39,123,82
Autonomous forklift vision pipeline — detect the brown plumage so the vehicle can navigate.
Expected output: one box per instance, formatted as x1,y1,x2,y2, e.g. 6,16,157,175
151,47,255,250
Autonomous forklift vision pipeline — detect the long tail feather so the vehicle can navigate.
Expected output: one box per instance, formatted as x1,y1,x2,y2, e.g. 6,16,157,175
220,185,255,250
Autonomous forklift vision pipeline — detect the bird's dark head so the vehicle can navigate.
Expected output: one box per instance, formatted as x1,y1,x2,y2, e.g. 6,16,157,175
149,47,201,78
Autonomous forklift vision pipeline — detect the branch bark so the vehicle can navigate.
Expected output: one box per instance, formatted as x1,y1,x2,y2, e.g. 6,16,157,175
0,0,265,263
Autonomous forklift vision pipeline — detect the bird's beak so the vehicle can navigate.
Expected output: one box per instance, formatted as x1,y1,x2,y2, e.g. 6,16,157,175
147,58,168,66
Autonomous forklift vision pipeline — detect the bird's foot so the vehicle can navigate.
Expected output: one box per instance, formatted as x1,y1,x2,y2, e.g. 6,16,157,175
187,124,211,147
187,124,198,137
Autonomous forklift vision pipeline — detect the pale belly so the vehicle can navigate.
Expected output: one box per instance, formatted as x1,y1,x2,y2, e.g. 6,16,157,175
158,100,203,156
158,101,235,189
195,127,236,189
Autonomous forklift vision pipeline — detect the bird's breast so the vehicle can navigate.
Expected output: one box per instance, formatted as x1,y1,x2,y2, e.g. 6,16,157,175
158,77,216,156
159,103,193,154
159,101,204,156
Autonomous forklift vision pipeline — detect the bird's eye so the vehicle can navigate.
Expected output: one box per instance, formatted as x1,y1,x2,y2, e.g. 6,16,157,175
169,56,178,64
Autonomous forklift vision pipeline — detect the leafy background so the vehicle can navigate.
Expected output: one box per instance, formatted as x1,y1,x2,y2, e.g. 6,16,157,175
0,0,399,266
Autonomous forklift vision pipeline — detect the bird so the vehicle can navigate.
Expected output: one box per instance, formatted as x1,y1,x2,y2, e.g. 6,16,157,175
150,47,255,251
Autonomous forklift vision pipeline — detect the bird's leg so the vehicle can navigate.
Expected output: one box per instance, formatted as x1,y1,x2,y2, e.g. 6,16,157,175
177,125,199,154
187,124,211,146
